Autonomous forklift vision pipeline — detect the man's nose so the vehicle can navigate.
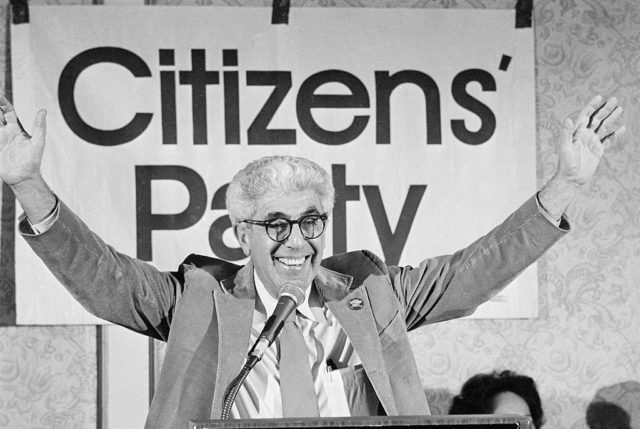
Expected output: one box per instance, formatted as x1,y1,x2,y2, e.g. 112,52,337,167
284,223,306,247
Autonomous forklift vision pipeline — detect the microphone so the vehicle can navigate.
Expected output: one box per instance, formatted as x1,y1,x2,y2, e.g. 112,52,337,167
221,282,306,419
248,282,305,361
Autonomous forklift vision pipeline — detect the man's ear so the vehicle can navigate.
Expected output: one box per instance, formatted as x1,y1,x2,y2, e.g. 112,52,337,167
234,224,251,257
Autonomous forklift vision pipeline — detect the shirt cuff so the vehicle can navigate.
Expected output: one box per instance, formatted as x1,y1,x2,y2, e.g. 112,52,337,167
18,198,60,235
535,192,561,227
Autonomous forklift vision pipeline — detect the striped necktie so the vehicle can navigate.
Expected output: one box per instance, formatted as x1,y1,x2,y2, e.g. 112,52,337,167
279,313,320,417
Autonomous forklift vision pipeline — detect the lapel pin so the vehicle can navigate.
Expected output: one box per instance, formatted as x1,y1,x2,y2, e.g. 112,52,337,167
348,298,364,310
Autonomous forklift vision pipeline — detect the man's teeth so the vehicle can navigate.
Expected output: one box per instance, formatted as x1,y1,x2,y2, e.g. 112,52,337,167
278,257,305,266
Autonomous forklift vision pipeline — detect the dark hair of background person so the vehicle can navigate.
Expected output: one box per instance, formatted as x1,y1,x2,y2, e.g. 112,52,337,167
448,370,544,428
586,400,631,429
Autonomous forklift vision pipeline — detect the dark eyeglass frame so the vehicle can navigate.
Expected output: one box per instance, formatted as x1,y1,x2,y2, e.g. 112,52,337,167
242,213,328,242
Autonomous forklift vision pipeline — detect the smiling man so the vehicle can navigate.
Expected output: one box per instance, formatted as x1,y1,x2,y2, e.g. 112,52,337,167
227,157,334,298
0,94,625,429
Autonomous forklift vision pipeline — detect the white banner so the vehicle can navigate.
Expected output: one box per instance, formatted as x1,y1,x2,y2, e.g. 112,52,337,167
12,6,536,324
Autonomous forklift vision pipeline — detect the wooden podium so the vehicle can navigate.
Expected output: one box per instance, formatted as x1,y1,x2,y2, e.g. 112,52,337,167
190,415,533,428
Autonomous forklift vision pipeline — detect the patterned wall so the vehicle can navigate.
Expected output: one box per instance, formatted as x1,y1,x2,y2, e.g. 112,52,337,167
0,0,638,428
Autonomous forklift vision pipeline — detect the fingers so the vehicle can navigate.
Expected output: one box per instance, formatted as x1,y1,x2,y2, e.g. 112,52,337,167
0,95,10,126
575,95,603,129
601,124,626,146
593,104,623,136
0,94,32,138
563,117,575,144
587,96,612,129
589,96,621,129
573,95,624,144
0,94,19,126
31,110,47,149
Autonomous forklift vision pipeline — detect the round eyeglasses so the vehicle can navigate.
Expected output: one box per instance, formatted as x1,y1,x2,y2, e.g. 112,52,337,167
242,213,328,242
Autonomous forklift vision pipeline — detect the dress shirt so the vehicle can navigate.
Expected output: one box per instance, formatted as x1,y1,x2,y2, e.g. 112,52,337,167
535,195,562,226
230,272,366,418
19,197,60,235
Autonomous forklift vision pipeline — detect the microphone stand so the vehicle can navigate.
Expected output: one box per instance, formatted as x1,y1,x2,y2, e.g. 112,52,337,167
220,355,260,420
220,283,305,420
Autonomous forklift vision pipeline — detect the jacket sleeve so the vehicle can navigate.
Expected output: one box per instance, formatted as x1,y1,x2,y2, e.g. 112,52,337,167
388,195,569,330
21,200,182,341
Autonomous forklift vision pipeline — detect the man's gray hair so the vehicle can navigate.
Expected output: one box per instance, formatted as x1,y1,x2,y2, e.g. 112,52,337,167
226,155,335,226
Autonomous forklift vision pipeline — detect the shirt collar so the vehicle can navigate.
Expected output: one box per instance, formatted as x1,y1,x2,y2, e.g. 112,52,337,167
253,271,325,323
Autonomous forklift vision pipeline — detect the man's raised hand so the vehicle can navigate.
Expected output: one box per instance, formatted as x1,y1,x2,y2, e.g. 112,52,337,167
0,95,57,224
539,95,626,221
553,95,625,187
0,95,47,187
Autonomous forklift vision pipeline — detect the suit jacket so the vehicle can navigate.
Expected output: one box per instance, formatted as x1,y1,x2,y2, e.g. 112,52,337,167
22,195,568,429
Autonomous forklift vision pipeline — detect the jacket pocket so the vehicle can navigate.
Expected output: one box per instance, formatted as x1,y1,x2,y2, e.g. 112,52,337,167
338,364,379,416
378,311,406,349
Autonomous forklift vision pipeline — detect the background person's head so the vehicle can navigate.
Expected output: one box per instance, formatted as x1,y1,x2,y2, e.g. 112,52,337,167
588,381,640,429
448,370,545,428
227,155,335,297
586,400,631,429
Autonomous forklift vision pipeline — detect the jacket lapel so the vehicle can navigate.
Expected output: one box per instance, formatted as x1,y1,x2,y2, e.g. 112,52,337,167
210,263,256,417
317,267,398,415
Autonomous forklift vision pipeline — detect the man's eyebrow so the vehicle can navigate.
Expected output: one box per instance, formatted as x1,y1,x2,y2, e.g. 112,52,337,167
265,207,322,219
300,207,322,216
265,211,287,219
